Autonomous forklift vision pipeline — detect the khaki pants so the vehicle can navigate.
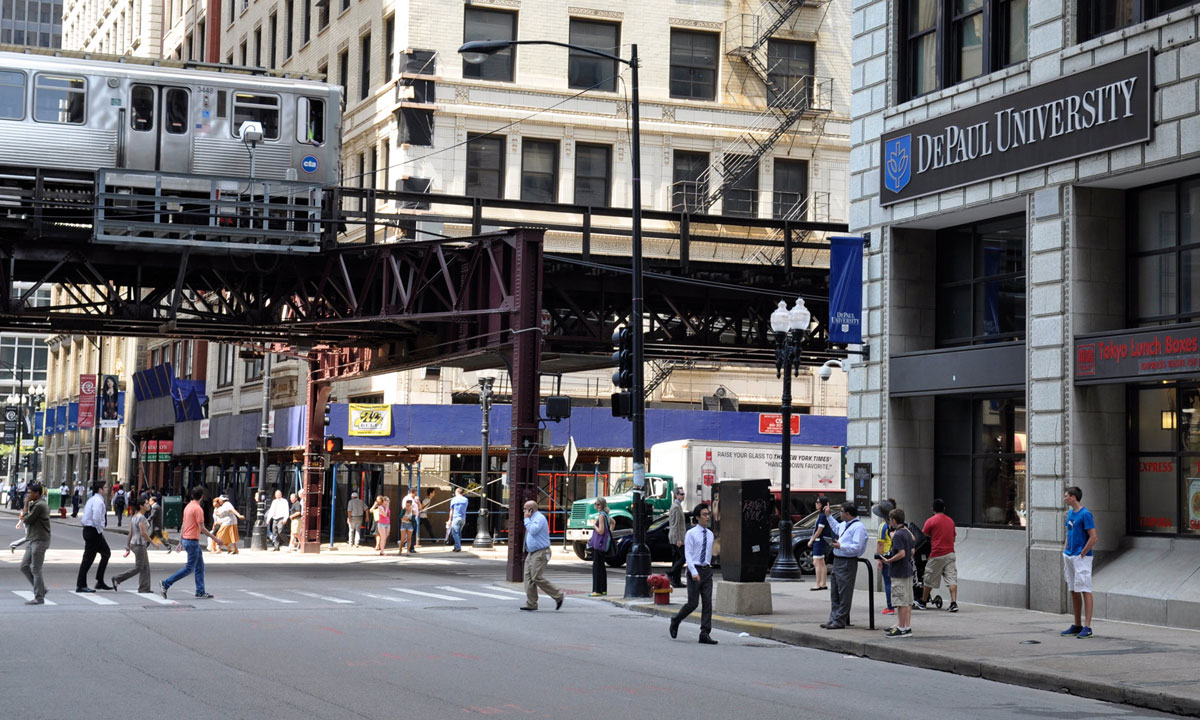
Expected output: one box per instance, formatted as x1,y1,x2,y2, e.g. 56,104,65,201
113,545,152,593
523,547,563,609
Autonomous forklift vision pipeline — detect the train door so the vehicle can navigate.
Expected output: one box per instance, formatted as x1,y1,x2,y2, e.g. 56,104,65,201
125,84,192,173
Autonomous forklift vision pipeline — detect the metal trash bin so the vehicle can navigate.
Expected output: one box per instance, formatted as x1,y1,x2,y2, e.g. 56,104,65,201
162,495,183,531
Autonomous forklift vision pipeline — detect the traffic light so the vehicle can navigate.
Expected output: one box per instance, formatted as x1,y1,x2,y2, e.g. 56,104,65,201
323,402,332,428
324,436,343,454
611,326,634,420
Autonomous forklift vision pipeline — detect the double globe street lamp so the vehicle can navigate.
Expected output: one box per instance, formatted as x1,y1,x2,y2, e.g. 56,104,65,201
769,298,812,580
459,38,652,597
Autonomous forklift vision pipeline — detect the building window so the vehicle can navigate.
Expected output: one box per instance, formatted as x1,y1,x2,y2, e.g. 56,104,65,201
568,18,618,92
1130,178,1200,326
217,345,235,387
318,0,328,30
285,0,293,58
935,214,1026,347
302,0,311,45
384,15,395,82
338,48,348,99
722,155,758,217
1079,0,1198,42
672,150,709,213
766,39,814,107
0,336,49,385
574,143,611,207
934,396,1027,527
466,133,505,199
772,159,809,219
521,139,558,203
1129,383,1200,536
268,13,277,68
244,355,263,382
254,26,262,67
239,40,247,67
359,33,371,100
463,8,516,83
899,0,1028,101
669,30,718,101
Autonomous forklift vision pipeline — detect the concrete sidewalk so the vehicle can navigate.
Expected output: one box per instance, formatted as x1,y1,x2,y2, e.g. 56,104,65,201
602,575,1200,717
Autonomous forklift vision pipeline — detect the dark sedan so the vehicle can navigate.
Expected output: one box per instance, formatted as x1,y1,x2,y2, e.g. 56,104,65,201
607,515,675,567
767,510,824,574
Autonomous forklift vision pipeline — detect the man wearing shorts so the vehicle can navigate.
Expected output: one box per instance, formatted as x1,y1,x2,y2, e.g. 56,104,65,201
882,507,914,637
915,498,958,612
1060,485,1098,639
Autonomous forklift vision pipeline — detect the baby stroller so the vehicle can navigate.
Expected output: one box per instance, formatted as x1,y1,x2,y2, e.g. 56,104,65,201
907,521,944,609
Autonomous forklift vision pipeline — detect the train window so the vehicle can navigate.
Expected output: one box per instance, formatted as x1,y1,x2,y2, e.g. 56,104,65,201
0,71,25,120
165,88,189,134
297,97,325,145
231,92,279,140
33,74,86,124
131,85,154,131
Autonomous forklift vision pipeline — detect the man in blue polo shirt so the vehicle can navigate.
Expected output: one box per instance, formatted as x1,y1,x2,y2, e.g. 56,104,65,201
1060,485,1098,639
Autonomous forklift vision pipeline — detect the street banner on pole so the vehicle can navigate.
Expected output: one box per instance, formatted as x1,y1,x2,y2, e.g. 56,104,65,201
98,374,120,428
3,405,16,444
828,236,864,345
349,403,391,436
79,374,97,429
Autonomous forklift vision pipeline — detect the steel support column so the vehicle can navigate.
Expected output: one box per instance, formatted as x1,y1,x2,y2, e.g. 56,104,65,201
299,355,330,554
505,229,544,583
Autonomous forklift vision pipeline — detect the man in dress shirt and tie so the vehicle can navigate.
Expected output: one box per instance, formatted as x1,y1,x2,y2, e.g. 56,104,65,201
519,500,564,611
76,481,114,593
821,501,868,630
669,504,717,645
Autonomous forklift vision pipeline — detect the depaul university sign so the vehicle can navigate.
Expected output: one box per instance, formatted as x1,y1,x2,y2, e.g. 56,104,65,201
880,51,1152,206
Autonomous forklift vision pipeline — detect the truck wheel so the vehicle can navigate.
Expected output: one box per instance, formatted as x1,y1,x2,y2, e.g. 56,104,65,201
572,542,588,561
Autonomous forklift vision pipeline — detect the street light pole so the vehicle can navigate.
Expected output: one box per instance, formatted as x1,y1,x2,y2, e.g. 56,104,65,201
769,299,810,580
459,37,648,596
474,375,495,549
251,351,272,551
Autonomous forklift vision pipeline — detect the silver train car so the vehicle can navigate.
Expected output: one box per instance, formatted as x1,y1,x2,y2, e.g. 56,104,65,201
0,46,342,185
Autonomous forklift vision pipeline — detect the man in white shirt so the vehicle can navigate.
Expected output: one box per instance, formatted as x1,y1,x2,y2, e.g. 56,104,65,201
263,490,291,551
822,502,868,630
669,504,718,645
346,492,367,547
76,481,114,593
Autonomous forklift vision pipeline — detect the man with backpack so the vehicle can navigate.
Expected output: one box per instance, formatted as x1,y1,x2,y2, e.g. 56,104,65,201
111,484,126,527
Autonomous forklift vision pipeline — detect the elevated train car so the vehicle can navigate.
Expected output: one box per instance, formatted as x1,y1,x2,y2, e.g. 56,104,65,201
0,46,342,186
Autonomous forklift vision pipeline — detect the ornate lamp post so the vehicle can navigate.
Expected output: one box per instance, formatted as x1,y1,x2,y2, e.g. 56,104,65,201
474,375,495,549
769,298,811,580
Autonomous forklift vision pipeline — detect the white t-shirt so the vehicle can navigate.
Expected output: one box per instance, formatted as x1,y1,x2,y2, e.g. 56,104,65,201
215,503,238,527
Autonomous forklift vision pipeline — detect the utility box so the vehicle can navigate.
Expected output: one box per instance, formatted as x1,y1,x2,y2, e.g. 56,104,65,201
715,478,771,583
162,495,183,530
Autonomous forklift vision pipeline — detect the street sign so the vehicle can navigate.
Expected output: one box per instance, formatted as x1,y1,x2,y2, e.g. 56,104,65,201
564,436,578,472
3,405,16,444
757,413,800,435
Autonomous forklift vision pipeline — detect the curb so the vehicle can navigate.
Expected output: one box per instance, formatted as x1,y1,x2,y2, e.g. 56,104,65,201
606,598,1200,718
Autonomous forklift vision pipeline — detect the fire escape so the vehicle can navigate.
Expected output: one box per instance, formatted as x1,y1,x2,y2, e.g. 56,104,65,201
673,0,833,226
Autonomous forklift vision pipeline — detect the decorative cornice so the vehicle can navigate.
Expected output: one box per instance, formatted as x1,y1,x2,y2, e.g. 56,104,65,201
669,18,722,30
568,6,622,19
467,0,520,8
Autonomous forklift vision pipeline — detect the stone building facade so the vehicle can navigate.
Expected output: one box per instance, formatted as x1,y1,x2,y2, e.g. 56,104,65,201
850,0,1200,627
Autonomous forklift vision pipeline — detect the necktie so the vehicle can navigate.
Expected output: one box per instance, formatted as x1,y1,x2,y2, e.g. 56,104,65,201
700,529,708,566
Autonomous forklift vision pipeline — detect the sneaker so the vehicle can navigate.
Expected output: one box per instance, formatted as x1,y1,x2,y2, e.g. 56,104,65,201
882,608,895,615
195,593,214,599
912,601,928,610
1076,627,1094,639
159,582,168,599
1060,624,1082,636
884,627,912,638
588,592,606,597
948,602,959,613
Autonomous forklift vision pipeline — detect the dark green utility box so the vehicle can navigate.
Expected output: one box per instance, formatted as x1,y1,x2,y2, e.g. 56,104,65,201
162,496,183,530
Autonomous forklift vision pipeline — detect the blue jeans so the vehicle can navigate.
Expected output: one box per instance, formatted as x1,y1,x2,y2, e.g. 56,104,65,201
450,516,464,550
881,561,893,609
163,538,205,596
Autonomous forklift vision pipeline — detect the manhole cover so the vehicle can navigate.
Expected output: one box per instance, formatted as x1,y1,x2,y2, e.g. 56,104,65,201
1019,640,1042,645
741,643,783,648
424,606,477,611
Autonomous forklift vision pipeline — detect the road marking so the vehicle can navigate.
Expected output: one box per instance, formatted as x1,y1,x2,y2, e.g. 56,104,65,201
436,585,513,600
213,598,233,604
485,585,527,596
292,591,355,604
128,590,176,605
239,590,297,604
12,591,55,605
397,558,462,565
73,591,118,605
354,592,411,603
390,588,464,601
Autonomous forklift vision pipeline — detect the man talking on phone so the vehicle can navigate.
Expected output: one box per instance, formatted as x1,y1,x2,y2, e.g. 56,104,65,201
519,500,564,612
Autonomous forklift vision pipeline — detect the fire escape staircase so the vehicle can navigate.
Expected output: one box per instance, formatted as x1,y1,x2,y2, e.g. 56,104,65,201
678,0,832,216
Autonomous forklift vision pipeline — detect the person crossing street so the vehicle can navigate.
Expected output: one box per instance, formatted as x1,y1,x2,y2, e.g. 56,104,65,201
669,504,717,644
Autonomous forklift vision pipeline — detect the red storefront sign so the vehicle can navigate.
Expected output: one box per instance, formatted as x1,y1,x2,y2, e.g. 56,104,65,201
78,374,96,429
758,413,801,435
145,440,158,462
1075,325,1200,383
159,440,173,461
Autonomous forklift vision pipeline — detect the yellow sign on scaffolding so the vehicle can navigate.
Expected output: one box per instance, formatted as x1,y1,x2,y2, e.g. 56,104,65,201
348,403,391,437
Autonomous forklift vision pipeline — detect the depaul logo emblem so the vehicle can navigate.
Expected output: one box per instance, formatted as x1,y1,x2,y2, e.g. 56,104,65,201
884,135,912,193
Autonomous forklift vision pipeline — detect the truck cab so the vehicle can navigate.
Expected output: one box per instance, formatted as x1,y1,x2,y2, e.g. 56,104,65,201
566,473,674,561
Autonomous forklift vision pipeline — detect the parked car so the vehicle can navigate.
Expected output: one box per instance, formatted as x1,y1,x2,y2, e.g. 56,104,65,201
606,515,676,567
767,510,823,574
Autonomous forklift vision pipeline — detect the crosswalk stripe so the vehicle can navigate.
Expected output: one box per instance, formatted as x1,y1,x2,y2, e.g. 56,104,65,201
436,585,513,600
73,591,118,605
354,591,411,603
485,585,527,596
239,590,297,604
12,590,55,605
127,589,175,605
390,588,464,601
292,591,355,604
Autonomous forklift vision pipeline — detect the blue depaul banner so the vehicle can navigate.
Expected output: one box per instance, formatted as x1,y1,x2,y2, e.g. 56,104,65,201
828,236,864,345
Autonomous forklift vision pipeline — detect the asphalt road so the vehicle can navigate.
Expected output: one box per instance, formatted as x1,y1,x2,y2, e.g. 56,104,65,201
0,531,1183,720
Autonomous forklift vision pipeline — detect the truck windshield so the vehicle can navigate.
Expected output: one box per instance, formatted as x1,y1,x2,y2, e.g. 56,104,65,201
609,475,635,495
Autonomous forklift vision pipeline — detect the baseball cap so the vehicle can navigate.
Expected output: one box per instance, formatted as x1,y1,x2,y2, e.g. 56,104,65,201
351,492,359,498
